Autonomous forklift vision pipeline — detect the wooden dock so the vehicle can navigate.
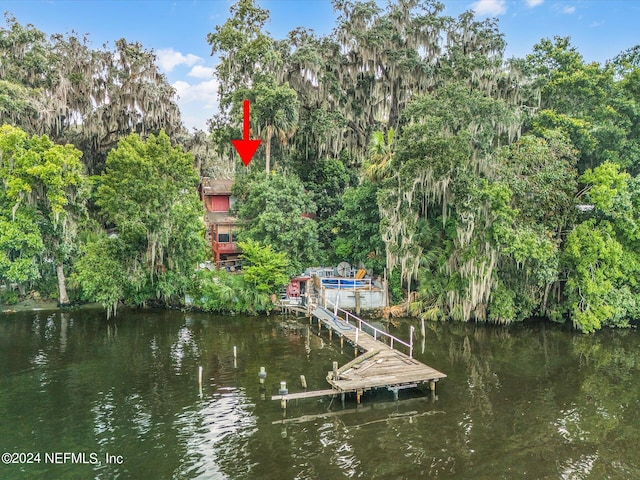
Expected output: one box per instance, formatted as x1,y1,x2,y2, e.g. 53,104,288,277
272,301,446,405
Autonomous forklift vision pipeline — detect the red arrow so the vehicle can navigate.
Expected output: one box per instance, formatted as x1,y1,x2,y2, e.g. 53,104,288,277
231,100,261,167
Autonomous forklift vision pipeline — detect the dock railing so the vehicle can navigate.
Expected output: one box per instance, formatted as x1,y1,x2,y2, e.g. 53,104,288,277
319,277,373,290
324,298,414,358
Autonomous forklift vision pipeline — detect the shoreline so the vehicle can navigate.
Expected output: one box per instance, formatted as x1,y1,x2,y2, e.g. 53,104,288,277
1,299,102,314
1,298,59,314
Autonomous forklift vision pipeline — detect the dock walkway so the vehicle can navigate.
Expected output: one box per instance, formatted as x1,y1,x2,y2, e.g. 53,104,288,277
272,301,446,405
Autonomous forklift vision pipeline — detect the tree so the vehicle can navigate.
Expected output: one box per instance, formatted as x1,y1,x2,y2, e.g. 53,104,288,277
234,172,320,274
560,161,640,332
298,157,352,253
364,129,395,182
0,16,184,174
70,234,126,318
490,132,578,322
75,130,206,314
377,82,520,320
563,219,623,333
523,37,636,173
331,179,385,271
251,79,299,175
0,124,87,303
0,207,43,296
238,239,289,294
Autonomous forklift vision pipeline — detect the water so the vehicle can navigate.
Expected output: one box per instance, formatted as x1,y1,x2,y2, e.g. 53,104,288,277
1,308,639,479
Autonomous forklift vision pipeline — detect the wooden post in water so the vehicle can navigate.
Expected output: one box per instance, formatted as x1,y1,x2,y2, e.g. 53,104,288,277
354,329,359,357
333,361,339,380
280,381,288,410
329,327,333,342
198,366,203,397
300,375,307,389
409,326,415,359
258,367,267,400
355,291,361,315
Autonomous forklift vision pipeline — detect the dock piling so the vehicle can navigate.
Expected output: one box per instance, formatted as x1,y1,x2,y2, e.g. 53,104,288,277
354,329,359,357
279,381,288,410
391,387,399,401
410,326,415,359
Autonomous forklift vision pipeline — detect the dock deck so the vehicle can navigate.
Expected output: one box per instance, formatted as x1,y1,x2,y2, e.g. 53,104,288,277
273,302,446,404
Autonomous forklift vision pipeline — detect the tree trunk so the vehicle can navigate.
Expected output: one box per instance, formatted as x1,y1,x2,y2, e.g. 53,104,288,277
265,125,273,176
57,263,70,306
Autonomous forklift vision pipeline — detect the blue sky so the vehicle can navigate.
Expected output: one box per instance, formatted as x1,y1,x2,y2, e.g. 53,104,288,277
3,1,640,131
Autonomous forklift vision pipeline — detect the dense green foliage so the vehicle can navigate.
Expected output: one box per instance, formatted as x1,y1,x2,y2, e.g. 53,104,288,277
205,0,640,332
3,2,640,331
0,124,87,304
191,239,288,314
233,171,321,274
71,131,207,316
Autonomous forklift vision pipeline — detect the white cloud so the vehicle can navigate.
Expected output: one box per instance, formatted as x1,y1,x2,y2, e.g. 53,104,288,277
188,65,216,79
472,0,506,16
590,20,605,28
562,5,576,14
173,79,219,130
526,0,544,7
156,48,201,72
173,79,218,107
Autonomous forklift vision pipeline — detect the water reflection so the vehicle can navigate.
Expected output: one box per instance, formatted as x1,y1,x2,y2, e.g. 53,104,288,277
171,326,200,374
174,388,257,479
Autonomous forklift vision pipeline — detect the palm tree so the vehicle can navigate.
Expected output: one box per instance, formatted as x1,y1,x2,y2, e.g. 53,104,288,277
364,128,395,182
254,80,300,175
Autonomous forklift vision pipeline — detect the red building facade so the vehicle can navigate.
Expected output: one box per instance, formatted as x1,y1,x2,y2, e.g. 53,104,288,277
198,178,240,269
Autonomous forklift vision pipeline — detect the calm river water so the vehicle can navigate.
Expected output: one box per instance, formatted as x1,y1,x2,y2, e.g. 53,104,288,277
1,308,639,479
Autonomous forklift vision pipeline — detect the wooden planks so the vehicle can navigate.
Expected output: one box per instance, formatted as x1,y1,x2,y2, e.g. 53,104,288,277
271,389,339,401
272,303,446,406
313,304,446,395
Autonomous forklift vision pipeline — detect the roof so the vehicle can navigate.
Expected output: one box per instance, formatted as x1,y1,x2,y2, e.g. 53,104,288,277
201,177,233,195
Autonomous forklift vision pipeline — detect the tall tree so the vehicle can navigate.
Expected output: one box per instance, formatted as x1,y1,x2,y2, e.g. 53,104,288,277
523,37,636,172
73,130,206,315
377,82,520,320
0,16,184,174
251,79,299,175
0,124,88,303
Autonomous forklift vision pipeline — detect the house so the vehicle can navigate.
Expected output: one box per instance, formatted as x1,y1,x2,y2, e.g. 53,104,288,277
198,177,240,269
